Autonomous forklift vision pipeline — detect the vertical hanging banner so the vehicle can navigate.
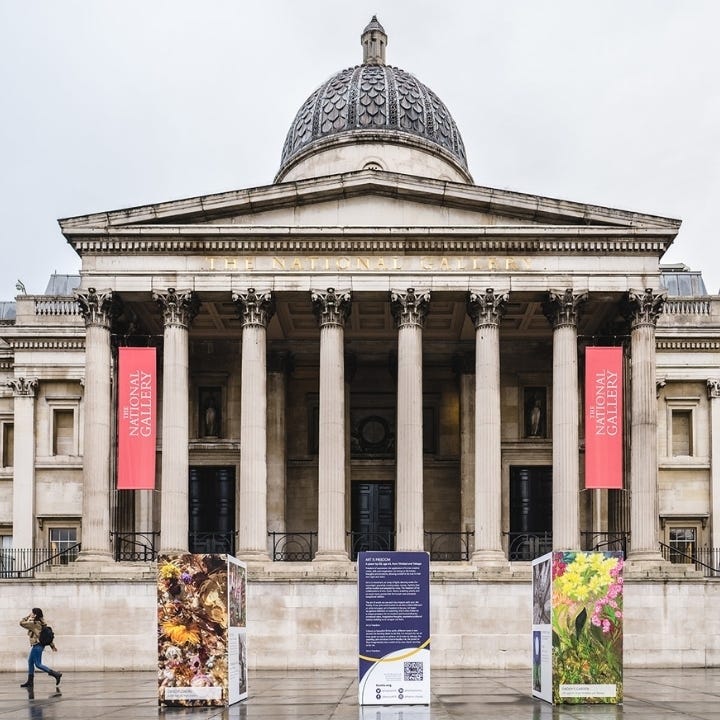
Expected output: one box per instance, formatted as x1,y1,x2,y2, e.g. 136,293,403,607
117,347,156,489
358,551,430,705
585,347,623,489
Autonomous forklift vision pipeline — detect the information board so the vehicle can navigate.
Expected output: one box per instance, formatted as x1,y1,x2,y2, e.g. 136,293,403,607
358,551,430,705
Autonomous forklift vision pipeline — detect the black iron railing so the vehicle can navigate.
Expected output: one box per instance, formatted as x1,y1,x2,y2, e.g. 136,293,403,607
424,531,473,561
188,531,236,555
347,531,395,561
660,542,720,577
111,531,159,561
580,531,629,555
0,544,81,578
268,531,318,561
505,532,553,561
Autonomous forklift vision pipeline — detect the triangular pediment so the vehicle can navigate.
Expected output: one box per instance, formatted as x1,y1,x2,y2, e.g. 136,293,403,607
59,169,681,237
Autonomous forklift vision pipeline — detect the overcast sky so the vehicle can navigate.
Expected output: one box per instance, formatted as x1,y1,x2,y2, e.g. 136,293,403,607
1,1,719,298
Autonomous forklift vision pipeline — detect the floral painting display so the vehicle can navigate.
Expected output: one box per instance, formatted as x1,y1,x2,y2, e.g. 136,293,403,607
551,551,623,704
157,553,248,707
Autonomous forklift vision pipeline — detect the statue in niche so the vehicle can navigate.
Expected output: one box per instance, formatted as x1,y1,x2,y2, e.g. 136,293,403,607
201,389,221,438
524,388,545,438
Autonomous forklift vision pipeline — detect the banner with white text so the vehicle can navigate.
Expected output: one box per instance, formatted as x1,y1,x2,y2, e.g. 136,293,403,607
117,347,156,489
358,552,430,705
585,347,623,489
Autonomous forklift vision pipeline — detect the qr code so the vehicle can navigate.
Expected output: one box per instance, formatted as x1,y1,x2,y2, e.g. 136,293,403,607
404,661,423,681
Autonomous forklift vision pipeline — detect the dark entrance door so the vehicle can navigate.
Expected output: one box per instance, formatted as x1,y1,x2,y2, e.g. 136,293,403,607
188,466,235,554
351,481,395,560
509,466,552,560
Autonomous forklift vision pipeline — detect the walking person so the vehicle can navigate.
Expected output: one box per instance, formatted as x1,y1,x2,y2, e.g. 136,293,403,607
19,607,62,688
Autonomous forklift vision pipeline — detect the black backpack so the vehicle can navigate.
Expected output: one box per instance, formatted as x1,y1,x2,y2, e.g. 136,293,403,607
38,624,54,647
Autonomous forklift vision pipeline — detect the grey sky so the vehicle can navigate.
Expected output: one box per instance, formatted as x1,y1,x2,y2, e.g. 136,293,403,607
1,1,718,297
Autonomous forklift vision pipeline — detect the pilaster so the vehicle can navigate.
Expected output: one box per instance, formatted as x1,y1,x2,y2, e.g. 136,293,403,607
708,380,720,552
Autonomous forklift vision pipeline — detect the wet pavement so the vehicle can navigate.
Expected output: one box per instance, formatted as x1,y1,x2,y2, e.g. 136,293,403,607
1,668,719,719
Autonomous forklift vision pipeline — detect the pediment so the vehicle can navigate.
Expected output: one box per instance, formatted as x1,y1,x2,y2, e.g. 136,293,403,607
59,169,681,237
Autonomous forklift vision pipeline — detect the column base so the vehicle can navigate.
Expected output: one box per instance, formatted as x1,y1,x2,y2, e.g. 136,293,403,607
471,549,510,568
236,549,271,563
76,550,114,563
313,551,350,563
158,548,189,557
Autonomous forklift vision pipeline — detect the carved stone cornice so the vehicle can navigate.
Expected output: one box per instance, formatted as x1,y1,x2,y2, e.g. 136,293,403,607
8,339,85,351
623,288,666,329
390,288,431,329
8,376,38,397
153,288,200,330
75,288,120,329
657,340,720,350
542,289,587,329
311,288,352,328
467,288,508,328
707,379,720,399
232,288,275,329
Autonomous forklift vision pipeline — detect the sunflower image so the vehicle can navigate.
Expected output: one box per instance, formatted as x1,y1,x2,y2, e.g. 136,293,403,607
161,620,201,646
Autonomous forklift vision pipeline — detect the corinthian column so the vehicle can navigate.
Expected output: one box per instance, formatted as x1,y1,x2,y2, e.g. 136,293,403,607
391,288,430,551
154,288,199,554
233,288,274,561
624,288,665,564
312,288,352,562
8,377,38,549
75,288,118,562
708,380,720,552
467,288,508,566
543,289,587,550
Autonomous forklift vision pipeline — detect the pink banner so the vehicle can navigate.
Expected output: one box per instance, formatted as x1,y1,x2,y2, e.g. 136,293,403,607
117,347,156,489
585,347,623,489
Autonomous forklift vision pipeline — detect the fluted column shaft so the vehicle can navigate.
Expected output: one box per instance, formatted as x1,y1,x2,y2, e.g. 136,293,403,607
468,289,508,564
544,289,586,550
626,289,665,562
267,353,291,537
708,380,720,551
312,289,351,561
234,289,274,561
9,378,37,548
75,288,116,562
155,289,198,554
391,289,430,551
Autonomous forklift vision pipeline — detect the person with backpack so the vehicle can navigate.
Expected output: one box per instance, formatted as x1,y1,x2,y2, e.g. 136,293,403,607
19,607,62,688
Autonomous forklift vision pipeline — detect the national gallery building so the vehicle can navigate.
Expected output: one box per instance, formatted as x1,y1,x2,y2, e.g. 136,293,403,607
1,19,718,671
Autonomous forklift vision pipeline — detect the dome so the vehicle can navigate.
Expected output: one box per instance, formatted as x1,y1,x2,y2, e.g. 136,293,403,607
276,18,470,182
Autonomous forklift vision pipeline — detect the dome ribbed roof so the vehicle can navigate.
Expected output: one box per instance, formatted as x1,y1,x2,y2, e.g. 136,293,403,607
278,19,468,177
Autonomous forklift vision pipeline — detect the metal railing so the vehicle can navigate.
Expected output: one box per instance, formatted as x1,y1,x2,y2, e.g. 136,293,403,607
0,544,81,578
188,531,236,555
505,532,553,561
660,542,720,577
111,532,159,562
581,531,629,555
268,531,318,561
347,531,395,561
424,531,473,561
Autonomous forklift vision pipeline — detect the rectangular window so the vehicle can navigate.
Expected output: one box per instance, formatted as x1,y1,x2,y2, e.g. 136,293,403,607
53,410,74,455
671,409,692,456
668,526,696,564
0,535,12,577
1,423,13,467
49,527,78,564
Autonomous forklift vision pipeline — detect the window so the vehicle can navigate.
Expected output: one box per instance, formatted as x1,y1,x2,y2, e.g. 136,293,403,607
49,527,78,564
1,422,13,467
0,534,12,577
52,409,74,455
667,526,697,564
671,410,692,456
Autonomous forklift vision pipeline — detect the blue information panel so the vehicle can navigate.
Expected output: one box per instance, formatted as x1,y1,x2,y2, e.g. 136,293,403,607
358,551,431,705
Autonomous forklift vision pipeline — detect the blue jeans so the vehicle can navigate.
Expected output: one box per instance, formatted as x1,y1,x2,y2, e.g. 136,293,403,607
27,644,53,675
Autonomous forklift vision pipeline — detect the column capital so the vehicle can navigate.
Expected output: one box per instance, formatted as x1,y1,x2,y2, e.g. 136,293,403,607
467,288,508,328
232,288,275,328
311,287,352,328
75,288,120,329
7,376,38,397
153,288,200,329
390,288,431,329
543,289,587,329
708,379,720,399
623,288,666,329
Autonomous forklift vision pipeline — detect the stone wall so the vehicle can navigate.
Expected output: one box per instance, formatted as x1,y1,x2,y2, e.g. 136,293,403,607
1,573,718,671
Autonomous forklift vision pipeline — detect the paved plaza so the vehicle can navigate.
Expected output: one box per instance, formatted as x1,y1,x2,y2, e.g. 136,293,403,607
1,669,719,720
